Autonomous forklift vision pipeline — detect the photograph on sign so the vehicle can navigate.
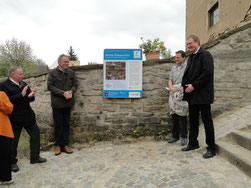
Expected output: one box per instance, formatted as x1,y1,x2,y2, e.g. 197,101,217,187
106,62,126,80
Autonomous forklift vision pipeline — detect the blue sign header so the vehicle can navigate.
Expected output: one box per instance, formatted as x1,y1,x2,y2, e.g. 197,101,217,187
104,49,142,60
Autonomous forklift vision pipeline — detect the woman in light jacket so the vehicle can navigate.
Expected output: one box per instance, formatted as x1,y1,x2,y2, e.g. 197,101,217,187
0,91,14,185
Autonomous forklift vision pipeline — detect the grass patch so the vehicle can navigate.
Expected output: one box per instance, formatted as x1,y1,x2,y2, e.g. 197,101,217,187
17,133,30,159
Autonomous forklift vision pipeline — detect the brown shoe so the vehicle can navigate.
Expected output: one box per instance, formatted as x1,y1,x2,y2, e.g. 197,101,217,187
55,146,61,156
63,146,73,154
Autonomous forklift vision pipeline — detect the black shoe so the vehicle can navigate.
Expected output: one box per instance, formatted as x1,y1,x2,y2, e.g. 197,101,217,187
203,150,216,159
11,164,19,172
168,137,179,143
181,145,200,151
0,179,14,185
30,157,47,164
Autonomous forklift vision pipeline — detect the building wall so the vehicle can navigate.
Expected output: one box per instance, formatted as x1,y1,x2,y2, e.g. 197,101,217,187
186,0,251,44
69,61,80,67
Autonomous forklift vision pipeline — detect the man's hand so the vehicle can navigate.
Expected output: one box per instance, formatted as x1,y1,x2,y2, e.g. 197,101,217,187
170,87,178,94
180,87,184,93
28,90,36,98
21,85,28,97
64,91,72,100
185,84,195,93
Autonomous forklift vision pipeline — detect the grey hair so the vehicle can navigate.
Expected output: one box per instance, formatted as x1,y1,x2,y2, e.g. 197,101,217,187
187,35,200,45
8,66,21,76
58,54,69,63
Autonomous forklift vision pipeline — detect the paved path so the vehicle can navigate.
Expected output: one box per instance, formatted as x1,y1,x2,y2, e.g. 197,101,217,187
5,104,251,188
6,139,251,188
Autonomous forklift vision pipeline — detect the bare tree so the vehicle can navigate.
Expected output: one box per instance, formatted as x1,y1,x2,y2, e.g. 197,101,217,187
35,58,48,72
0,38,38,76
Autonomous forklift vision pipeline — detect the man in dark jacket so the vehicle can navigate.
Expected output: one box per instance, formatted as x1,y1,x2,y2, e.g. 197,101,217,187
181,35,216,158
0,66,47,172
47,54,78,156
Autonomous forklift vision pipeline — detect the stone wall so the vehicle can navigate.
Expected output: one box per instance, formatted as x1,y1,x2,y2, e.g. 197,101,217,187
25,62,174,143
3,23,251,144
206,22,251,114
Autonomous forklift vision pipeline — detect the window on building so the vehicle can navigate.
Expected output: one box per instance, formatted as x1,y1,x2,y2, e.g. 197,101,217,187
209,2,219,28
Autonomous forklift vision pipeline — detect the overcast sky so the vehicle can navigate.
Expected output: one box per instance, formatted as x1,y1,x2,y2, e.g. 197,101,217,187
0,0,186,66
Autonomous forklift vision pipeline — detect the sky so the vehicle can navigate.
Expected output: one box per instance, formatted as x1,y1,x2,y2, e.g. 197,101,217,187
0,0,186,66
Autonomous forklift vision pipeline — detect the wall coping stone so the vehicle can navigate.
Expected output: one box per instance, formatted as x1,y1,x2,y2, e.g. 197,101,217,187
202,22,251,50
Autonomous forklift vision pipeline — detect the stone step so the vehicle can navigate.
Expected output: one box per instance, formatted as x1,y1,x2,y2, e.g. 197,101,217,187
217,141,251,177
231,130,251,151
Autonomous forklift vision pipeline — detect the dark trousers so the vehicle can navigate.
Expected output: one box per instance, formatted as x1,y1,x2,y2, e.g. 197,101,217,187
12,124,41,164
171,114,187,139
0,136,12,181
188,104,216,151
53,108,71,147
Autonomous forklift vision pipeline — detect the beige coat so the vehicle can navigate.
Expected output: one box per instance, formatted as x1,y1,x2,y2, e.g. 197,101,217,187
168,84,188,116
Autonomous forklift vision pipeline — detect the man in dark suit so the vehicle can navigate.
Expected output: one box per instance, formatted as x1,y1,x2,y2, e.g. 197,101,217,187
0,66,46,172
181,35,216,158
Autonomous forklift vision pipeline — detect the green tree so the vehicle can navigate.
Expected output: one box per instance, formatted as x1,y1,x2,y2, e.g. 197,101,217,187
0,38,37,76
0,57,9,76
67,46,78,61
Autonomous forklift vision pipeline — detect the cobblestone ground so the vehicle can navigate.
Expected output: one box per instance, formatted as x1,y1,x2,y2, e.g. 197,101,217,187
4,139,251,188
3,104,251,188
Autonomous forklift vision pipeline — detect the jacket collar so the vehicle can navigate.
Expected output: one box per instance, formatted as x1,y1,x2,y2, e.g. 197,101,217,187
193,47,200,54
9,77,19,86
190,47,203,58
195,47,203,54
7,78,26,88
57,66,69,74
